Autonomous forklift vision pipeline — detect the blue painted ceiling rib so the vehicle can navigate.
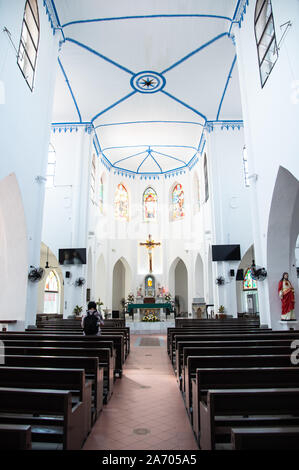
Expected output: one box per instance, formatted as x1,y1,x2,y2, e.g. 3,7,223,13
150,153,163,173
216,54,237,121
91,91,137,123
65,38,135,76
152,150,187,165
161,90,207,122
58,58,82,123
162,32,229,75
95,120,204,129
113,150,148,165
62,14,233,29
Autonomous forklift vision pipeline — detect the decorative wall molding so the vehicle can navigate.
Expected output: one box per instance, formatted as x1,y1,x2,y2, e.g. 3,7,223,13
205,120,244,133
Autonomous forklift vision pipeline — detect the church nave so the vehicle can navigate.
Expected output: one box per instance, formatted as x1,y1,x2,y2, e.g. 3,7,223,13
83,335,198,451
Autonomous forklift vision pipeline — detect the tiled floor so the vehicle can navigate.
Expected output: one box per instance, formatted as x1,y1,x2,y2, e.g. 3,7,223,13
83,334,199,450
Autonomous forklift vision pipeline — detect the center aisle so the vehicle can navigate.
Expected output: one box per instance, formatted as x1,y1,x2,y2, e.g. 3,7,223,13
83,334,199,451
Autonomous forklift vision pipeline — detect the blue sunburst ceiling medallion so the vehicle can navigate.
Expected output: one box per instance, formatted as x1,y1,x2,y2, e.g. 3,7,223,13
130,71,166,94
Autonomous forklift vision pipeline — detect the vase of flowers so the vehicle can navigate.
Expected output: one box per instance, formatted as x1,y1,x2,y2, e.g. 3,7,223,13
164,292,172,302
142,312,160,322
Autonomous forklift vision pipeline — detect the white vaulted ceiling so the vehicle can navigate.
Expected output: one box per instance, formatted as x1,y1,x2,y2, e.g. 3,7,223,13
50,0,244,177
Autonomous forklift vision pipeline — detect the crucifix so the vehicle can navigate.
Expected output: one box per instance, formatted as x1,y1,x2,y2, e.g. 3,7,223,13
140,234,161,273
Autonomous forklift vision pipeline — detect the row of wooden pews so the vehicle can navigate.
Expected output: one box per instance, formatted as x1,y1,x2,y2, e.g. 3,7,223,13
169,318,299,450
0,317,130,450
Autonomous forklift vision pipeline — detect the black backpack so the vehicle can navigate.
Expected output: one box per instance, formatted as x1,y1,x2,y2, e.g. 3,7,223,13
83,311,99,335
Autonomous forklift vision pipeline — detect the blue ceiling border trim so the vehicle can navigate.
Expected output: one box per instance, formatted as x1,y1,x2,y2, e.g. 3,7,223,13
229,0,250,34
58,58,82,123
161,90,207,122
91,91,137,123
162,32,230,75
43,0,65,40
95,120,204,129
62,14,233,29
65,38,135,76
216,54,237,121
206,120,244,132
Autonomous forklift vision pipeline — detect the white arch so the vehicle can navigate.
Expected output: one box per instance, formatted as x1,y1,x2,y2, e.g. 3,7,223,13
194,253,204,299
38,242,63,314
112,257,132,314
95,254,106,306
169,257,188,315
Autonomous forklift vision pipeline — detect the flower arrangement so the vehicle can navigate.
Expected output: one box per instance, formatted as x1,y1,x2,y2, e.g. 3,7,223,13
127,293,135,304
142,312,160,322
218,305,225,313
164,292,172,302
96,298,104,309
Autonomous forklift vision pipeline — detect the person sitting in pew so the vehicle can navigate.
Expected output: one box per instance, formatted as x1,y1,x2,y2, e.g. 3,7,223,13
81,301,104,336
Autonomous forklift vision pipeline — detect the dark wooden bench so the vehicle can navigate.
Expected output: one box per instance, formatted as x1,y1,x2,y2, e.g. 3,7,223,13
192,367,299,443
0,333,124,377
0,424,31,450
3,346,114,403
0,366,92,439
184,354,296,416
231,426,299,450
0,355,103,422
170,331,299,365
176,338,298,384
200,388,299,450
0,387,85,450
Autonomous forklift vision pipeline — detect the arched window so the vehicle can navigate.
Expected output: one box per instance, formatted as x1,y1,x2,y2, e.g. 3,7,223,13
114,183,129,220
243,268,258,291
17,0,40,91
143,187,157,222
204,154,209,202
172,183,185,220
255,0,278,87
44,271,59,313
99,175,104,214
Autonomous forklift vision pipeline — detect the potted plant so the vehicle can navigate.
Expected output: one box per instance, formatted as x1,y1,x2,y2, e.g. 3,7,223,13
73,305,83,318
96,298,104,310
218,305,226,319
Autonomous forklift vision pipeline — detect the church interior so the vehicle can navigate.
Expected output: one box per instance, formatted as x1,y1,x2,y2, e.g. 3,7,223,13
0,0,299,452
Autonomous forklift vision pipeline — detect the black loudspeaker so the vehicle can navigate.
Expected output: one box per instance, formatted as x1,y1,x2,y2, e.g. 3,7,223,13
65,271,71,278
230,269,235,277
236,269,244,281
112,311,119,319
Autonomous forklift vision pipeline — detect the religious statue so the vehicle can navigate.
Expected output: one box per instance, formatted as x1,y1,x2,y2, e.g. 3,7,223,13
137,286,143,298
140,234,161,273
278,272,296,321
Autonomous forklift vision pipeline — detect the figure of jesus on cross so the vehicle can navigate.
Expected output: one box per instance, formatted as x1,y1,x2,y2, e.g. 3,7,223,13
140,234,161,273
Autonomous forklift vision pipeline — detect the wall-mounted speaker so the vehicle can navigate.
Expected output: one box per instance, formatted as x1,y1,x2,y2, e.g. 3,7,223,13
230,269,235,277
65,271,71,278
236,269,244,281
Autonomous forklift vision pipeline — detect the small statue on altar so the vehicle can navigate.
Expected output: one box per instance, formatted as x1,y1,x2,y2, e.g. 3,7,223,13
137,286,143,298
157,285,163,297
278,272,296,321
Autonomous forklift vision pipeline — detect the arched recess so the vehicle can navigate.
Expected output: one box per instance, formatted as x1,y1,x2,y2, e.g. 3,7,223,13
0,173,28,321
267,166,299,327
87,247,93,299
236,245,259,316
195,253,204,300
38,242,63,314
169,257,188,315
112,257,132,315
95,254,106,306
207,245,214,305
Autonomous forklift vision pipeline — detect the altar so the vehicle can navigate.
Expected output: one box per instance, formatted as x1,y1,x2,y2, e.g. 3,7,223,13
127,302,174,321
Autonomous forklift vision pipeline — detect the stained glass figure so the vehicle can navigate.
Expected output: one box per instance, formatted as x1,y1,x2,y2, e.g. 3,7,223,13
172,183,185,220
143,187,157,221
44,271,59,314
243,268,257,290
114,183,129,220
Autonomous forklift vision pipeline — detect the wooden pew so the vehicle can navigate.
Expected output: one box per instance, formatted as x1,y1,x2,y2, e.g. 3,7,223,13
0,366,92,439
0,334,124,378
180,339,297,391
3,346,114,403
184,346,295,413
0,387,85,450
170,331,299,365
0,355,103,422
200,388,299,450
231,426,299,450
192,367,299,444
0,424,31,450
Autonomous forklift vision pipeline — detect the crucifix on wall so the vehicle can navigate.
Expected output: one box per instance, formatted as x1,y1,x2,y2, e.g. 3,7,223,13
139,234,161,273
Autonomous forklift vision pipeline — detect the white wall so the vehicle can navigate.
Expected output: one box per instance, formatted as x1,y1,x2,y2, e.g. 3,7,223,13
0,0,60,326
234,0,299,327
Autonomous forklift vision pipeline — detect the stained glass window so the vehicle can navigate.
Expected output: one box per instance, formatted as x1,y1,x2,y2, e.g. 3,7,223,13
143,187,157,221
172,183,185,220
99,176,104,214
44,271,59,314
114,183,129,220
243,268,257,290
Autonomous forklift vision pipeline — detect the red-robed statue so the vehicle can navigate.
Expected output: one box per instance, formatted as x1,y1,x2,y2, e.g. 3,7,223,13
278,272,296,321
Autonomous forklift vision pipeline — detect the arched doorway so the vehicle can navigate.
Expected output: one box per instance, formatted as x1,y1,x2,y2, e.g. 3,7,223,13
39,242,63,314
112,258,132,316
95,254,106,307
236,245,259,317
267,166,299,327
169,258,188,316
43,270,60,314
